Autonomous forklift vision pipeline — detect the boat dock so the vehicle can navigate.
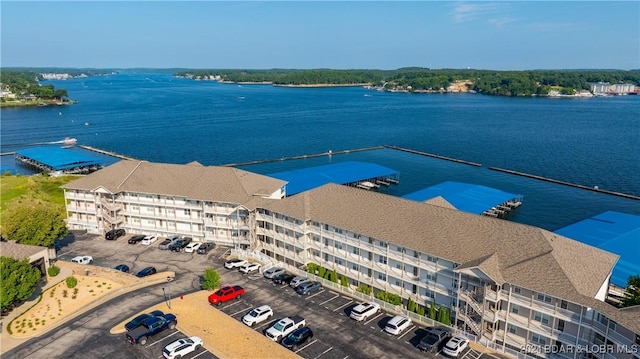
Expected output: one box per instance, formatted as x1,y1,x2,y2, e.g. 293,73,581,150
79,145,139,161
384,145,482,167
222,146,384,167
489,167,640,201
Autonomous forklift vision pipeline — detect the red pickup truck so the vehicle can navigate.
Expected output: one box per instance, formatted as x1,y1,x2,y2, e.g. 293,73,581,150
208,285,245,306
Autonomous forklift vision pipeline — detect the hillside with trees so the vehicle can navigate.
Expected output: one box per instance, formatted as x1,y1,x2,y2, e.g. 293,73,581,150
0,70,71,107
174,68,640,97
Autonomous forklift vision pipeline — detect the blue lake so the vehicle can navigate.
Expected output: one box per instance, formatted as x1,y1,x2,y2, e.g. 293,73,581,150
1,72,639,231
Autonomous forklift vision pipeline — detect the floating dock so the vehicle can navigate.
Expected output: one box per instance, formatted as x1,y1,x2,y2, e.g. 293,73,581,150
79,145,139,161
489,167,640,201
384,145,482,167
222,146,384,167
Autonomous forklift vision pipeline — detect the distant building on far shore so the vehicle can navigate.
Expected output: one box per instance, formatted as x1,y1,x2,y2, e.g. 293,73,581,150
590,82,636,94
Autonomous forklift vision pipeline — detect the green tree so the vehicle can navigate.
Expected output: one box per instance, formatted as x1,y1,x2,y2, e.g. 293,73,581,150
2,204,68,247
417,305,425,316
329,269,338,283
407,298,416,312
1,256,41,312
306,262,318,275
621,275,640,307
340,275,349,287
442,308,451,326
201,268,221,290
317,266,327,279
429,302,437,320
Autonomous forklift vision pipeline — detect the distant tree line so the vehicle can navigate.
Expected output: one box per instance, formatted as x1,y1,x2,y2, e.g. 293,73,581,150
174,68,640,96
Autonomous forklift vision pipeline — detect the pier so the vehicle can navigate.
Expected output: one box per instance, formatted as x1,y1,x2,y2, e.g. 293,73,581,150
79,145,139,161
222,146,384,167
384,145,482,167
489,167,640,201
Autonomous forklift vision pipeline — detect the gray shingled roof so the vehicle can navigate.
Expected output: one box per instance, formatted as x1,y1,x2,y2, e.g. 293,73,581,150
62,160,287,203
259,183,619,306
0,241,47,259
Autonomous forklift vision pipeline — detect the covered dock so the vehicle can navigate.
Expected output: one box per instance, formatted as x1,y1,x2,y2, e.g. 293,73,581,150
14,146,103,174
269,161,400,196
403,181,523,218
555,211,640,289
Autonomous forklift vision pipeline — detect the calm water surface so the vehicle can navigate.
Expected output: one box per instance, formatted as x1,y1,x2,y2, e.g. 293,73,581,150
1,73,638,230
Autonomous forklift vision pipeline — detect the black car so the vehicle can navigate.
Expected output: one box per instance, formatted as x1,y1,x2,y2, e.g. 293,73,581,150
282,326,314,350
105,228,126,240
128,235,145,244
169,237,192,252
114,264,130,273
135,266,157,278
124,310,164,331
273,273,295,285
197,242,214,254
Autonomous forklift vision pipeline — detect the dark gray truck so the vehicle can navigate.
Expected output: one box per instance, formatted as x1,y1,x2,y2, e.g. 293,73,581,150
126,313,177,345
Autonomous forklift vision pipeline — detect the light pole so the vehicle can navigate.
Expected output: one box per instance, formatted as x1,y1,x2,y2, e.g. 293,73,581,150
162,277,173,309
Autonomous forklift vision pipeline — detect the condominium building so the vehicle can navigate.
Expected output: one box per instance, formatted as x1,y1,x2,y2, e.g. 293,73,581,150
62,160,640,359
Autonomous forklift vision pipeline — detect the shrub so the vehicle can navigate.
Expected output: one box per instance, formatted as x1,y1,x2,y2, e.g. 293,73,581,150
317,266,327,279
417,305,426,316
356,284,372,295
62,290,68,298
340,275,349,287
306,262,318,275
375,290,402,305
407,298,416,312
201,268,221,290
47,265,60,277
65,276,77,288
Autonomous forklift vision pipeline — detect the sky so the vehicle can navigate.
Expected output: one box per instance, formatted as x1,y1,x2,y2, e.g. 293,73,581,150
1,1,639,70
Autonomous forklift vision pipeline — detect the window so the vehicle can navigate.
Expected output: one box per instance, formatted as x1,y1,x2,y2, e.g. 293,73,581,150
334,242,343,250
147,207,154,212
536,292,552,303
335,227,343,234
508,324,517,334
427,255,437,263
351,263,358,271
334,258,343,266
513,286,521,294
184,209,191,215
511,304,519,314
378,256,387,264
132,205,140,211
530,333,547,346
146,219,154,225
533,311,550,325
557,319,565,332
396,263,402,270
377,273,386,281
351,246,359,255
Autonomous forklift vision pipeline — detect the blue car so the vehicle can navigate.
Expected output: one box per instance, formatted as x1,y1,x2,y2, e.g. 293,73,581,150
135,266,157,278
124,310,164,331
114,264,130,273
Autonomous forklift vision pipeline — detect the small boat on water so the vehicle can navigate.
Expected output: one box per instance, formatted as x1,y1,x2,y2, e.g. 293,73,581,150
84,122,90,126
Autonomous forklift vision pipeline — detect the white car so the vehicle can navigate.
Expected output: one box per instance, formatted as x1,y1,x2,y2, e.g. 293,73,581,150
224,258,248,269
289,276,310,288
442,336,469,357
239,262,261,274
141,235,158,245
241,305,273,327
70,256,93,264
384,315,412,335
162,336,203,359
263,267,285,279
184,242,202,253
350,301,381,321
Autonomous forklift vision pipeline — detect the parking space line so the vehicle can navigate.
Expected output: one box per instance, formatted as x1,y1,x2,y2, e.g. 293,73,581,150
364,312,383,325
305,289,326,300
221,300,244,309
254,321,272,331
332,299,353,312
295,339,317,353
314,346,333,359
191,350,209,359
397,325,415,340
230,306,252,317
147,330,179,347
319,293,340,305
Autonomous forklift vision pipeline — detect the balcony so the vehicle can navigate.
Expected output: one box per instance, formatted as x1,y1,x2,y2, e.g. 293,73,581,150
457,311,481,335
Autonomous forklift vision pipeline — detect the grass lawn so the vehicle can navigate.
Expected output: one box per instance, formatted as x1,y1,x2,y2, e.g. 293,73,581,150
0,175,79,220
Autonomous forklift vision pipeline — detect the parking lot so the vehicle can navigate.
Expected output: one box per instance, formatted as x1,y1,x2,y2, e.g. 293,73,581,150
56,232,485,359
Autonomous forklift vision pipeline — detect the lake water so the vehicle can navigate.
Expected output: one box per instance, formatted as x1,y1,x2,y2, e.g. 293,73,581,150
1,72,639,231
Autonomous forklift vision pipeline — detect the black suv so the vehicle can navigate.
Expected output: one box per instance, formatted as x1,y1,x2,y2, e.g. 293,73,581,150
169,237,192,252
105,228,126,240
128,235,145,244
135,267,157,278
273,273,295,285
282,326,314,350
197,242,214,254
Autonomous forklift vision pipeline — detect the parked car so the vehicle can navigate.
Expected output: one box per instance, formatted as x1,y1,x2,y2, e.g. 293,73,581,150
239,262,261,274
442,335,469,357
208,285,245,305
384,315,412,335
281,326,314,350
105,228,126,240
289,276,310,288
349,301,381,321
128,235,145,244
169,237,192,252
141,235,158,245
263,267,285,279
126,313,177,345
71,256,93,264
296,281,322,295
224,258,247,269
125,310,165,331
158,235,180,250
184,242,202,253
273,273,295,285
241,305,273,327
417,327,452,352
114,264,130,273
135,266,157,278
162,336,203,359
197,242,214,254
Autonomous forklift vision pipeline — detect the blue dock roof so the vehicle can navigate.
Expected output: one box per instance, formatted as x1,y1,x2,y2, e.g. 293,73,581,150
403,181,522,215
555,211,640,288
15,146,102,171
269,161,399,196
